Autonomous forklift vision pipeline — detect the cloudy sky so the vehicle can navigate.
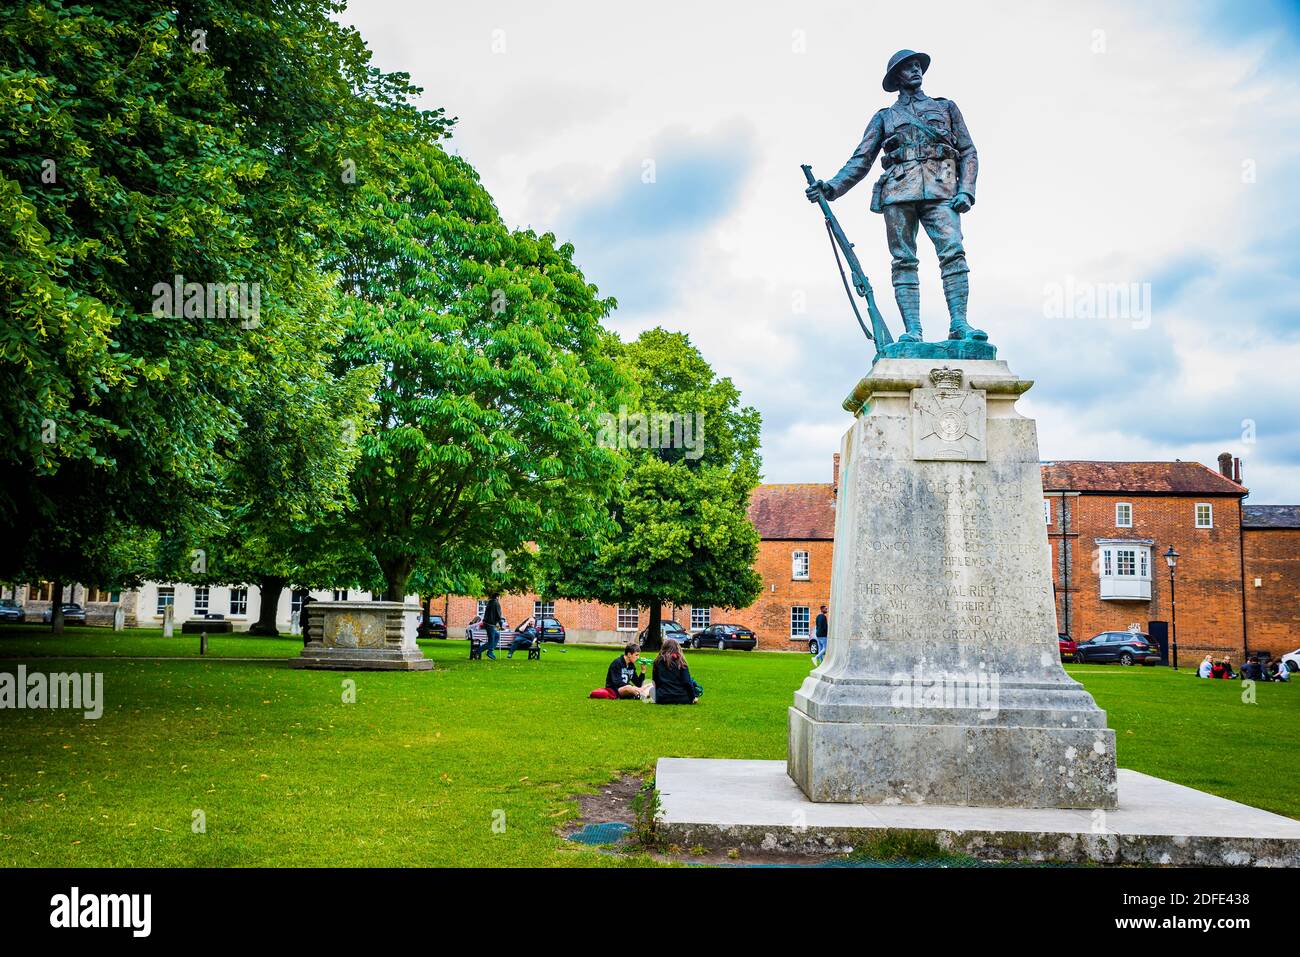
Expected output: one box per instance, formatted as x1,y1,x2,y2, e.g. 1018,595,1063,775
341,0,1300,503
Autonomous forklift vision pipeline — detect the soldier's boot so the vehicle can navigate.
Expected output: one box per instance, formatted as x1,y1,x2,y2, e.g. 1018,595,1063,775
894,285,923,342
943,273,987,341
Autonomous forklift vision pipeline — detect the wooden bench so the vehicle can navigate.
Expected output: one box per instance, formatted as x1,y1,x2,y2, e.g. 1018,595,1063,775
468,625,540,660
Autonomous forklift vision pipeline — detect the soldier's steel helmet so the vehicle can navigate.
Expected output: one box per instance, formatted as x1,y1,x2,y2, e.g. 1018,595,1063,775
882,49,931,92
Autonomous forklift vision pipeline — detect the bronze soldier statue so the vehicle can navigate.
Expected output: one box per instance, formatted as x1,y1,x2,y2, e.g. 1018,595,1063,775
806,50,985,344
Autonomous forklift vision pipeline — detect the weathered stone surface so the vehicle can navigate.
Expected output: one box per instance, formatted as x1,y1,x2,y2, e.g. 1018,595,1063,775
790,357,1117,808
659,759,1300,866
292,601,432,671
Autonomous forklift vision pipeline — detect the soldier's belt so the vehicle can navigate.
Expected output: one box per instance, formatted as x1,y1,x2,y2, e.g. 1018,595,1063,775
885,144,953,165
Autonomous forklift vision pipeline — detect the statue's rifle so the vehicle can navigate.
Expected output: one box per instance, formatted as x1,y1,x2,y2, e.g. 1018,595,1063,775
801,164,894,349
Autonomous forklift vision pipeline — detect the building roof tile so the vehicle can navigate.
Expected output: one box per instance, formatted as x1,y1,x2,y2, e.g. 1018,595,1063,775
1243,504,1300,529
1040,460,1247,496
748,483,836,540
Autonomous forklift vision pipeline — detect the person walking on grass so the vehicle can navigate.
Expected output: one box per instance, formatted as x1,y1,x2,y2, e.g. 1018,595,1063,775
482,592,504,661
813,605,829,665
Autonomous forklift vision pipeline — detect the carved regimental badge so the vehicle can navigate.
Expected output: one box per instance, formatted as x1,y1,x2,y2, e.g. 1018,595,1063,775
911,367,986,461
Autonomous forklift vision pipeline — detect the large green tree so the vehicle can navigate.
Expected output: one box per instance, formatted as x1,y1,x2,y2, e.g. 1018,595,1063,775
542,328,764,649
0,2,442,628
329,134,629,601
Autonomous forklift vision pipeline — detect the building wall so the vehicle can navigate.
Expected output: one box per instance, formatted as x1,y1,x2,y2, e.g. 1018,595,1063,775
1243,527,1300,656
13,583,140,627
719,539,832,651
130,583,410,632
431,539,832,652
434,594,639,645
1048,493,1246,654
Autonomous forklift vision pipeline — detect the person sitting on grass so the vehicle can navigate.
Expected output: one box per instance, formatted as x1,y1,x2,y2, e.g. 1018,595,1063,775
507,617,539,658
1221,655,1236,679
1271,658,1291,682
606,642,651,700
652,637,698,705
1210,657,1227,679
1197,654,1214,679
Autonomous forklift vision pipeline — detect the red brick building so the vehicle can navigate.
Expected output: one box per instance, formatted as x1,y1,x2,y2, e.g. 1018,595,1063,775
724,475,836,652
1042,456,1255,658
1243,505,1300,656
430,454,1296,658
433,456,840,650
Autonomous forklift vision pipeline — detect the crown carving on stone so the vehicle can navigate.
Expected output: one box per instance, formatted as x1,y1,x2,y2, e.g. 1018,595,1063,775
929,367,963,390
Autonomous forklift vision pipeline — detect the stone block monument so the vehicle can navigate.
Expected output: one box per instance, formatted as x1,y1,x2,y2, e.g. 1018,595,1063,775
653,48,1300,865
787,358,1117,808
292,600,431,671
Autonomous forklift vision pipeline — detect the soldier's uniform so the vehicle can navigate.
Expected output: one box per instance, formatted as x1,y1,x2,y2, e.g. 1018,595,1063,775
822,51,983,342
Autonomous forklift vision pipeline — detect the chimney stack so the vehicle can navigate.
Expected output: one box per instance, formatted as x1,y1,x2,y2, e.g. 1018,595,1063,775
832,453,841,498
1217,451,1233,479
1233,457,1242,485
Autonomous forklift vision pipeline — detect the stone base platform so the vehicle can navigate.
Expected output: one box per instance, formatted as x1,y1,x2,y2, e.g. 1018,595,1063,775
291,647,433,671
876,338,997,361
656,758,1300,867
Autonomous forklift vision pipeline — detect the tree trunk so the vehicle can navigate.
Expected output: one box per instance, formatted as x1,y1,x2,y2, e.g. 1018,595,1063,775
379,561,412,604
249,575,286,636
417,594,433,639
643,600,663,651
50,581,65,635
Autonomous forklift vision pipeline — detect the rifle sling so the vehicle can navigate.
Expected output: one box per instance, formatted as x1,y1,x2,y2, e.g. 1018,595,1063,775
824,218,873,343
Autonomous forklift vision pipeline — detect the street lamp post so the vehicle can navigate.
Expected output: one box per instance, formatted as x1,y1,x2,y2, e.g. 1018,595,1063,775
1164,546,1180,670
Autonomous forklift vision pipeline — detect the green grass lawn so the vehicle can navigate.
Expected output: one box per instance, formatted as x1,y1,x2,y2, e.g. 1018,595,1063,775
0,627,1294,866
0,623,300,659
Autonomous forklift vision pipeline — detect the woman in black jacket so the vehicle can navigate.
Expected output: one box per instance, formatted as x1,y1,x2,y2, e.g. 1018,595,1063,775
652,638,697,704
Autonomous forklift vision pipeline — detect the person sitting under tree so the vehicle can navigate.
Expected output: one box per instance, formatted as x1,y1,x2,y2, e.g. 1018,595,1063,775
605,643,651,700
652,638,698,705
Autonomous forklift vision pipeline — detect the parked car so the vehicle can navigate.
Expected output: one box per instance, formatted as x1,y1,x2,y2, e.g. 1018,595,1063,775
1282,648,1300,675
41,603,86,625
421,614,448,640
1058,633,1077,662
1073,630,1161,666
537,617,566,643
808,634,823,656
0,599,25,623
691,623,757,651
637,620,688,647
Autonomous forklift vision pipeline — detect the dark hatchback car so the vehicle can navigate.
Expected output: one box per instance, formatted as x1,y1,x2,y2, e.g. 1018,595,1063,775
691,624,757,651
637,620,688,647
537,617,566,643
0,599,25,623
41,603,86,625
1074,630,1162,666
422,614,448,639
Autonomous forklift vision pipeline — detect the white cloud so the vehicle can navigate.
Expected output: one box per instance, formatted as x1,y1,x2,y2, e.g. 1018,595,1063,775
340,0,1300,501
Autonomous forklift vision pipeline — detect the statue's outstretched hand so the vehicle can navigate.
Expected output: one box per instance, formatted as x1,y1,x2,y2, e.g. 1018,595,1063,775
805,180,831,203
950,192,973,213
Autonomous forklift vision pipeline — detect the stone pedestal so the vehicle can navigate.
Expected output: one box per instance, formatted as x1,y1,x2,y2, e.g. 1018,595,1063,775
788,357,1117,809
292,601,432,671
